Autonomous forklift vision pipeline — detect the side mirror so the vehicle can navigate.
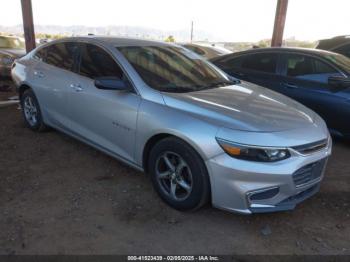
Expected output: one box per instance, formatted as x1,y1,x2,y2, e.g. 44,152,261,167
227,74,240,83
94,77,130,91
328,75,350,89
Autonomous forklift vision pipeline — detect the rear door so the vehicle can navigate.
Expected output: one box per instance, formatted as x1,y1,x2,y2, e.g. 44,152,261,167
32,42,80,129
278,52,347,132
67,42,141,162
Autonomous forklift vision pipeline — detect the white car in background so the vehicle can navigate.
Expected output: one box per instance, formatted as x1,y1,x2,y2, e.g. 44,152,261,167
181,43,232,59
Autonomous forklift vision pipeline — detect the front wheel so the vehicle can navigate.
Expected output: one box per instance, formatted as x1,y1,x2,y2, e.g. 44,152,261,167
148,137,210,211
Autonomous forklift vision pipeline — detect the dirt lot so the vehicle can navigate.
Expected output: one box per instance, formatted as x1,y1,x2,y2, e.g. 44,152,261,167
0,82,349,255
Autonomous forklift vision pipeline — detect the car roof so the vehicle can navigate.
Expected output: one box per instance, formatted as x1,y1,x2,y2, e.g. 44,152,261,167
52,36,172,47
233,47,337,56
317,35,350,50
211,47,340,61
0,35,21,39
183,43,232,54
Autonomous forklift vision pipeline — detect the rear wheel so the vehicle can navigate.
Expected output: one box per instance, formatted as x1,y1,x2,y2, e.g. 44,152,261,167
20,89,48,132
148,137,210,211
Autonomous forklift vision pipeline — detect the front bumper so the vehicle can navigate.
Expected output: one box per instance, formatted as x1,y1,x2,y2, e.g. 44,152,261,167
206,138,332,214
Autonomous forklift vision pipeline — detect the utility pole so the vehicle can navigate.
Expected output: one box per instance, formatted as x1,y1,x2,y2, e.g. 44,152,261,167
271,0,288,47
190,21,193,43
21,0,36,53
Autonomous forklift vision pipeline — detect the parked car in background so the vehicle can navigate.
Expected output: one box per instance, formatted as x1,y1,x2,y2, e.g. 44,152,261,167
0,36,26,78
211,47,350,139
12,37,331,214
181,43,231,59
317,35,350,58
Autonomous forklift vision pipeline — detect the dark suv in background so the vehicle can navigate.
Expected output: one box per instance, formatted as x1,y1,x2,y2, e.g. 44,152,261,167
317,35,350,58
211,47,350,139
0,36,26,79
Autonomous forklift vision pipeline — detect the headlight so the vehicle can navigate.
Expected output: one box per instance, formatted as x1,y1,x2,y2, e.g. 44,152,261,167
216,138,291,162
0,54,15,65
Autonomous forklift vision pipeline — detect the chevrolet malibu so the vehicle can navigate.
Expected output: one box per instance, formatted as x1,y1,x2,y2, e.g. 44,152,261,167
11,37,332,214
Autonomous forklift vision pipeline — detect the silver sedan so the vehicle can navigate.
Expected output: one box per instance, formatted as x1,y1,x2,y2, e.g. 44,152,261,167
11,37,332,214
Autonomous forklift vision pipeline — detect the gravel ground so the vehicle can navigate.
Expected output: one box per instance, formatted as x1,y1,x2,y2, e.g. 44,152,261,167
0,82,349,255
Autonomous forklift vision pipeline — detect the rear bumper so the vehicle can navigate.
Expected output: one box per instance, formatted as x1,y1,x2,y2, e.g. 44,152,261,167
206,139,332,214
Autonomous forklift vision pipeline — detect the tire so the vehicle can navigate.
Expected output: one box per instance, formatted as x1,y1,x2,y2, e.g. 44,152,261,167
20,89,48,132
148,137,210,211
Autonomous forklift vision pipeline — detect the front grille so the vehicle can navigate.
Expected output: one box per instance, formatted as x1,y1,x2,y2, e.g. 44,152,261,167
292,139,328,155
292,158,327,187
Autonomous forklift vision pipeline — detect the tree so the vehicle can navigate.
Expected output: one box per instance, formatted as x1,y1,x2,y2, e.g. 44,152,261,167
165,35,175,43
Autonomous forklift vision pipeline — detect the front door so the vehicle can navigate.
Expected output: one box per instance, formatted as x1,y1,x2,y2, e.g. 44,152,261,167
279,53,347,133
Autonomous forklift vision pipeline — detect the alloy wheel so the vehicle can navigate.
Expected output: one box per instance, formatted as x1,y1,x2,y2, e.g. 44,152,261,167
23,96,38,126
155,151,193,201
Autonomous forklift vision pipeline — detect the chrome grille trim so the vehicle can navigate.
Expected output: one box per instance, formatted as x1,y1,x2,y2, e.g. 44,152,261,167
292,139,328,155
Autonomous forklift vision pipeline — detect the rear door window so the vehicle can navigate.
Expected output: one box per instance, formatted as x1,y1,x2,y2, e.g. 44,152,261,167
45,42,78,72
241,53,278,73
78,43,123,79
217,55,245,68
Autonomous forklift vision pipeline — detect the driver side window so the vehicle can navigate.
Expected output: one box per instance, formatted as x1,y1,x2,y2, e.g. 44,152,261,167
79,43,123,79
285,54,341,84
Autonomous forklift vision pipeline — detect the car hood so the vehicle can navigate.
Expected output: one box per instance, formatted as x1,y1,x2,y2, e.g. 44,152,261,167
162,81,318,132
0,48,26,58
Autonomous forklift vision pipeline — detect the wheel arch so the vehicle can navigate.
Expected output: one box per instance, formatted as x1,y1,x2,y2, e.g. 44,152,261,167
142,132,213,208
18,83,32,100
142,132,209,174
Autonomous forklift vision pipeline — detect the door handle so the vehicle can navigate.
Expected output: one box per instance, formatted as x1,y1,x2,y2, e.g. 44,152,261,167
70,83,83,92
283,83,298,89
34,71,44,78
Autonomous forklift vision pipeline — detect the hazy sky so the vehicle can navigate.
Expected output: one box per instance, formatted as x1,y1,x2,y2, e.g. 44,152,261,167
1,0,349,42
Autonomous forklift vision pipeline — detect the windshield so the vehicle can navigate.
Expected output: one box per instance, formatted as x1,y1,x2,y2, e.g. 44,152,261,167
0,37,25,49
323,53,350,73
117,45,234,92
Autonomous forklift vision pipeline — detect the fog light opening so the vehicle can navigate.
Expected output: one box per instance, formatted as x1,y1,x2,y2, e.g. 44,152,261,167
248,187,280,201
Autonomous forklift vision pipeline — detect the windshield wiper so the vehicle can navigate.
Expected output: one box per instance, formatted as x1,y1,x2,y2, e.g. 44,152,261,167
161,86,200,93
207,80,239,88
